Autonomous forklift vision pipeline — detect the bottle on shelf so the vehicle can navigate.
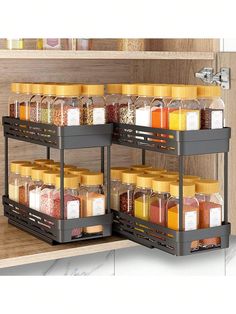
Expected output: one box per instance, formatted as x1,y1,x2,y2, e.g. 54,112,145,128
40,171,58,215
119,170,139,215
19,164,34,206
105,84,122,123
19,83,33,120
28,167,47,211
6,39,24,50
29,84,44,122
110,166,129,210
134,84,154,127
119,84,138,124
8,83,22,118
40,84,57,124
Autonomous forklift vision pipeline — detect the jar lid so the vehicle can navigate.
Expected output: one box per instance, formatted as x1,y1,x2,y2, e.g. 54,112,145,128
106,84,122,95
121,170,140,184
31,167,48,181
82,84,104,96
136,174,156,188
43,84,57,96
55,84,81,97
145,168,167,175
55,174,80,189
170,182,195,197
111,167,129,181
153,85,172,98
197,85,221,98
195,179,219,194
137,84,154,97
182,175,201,183
121,84,137,95
20,164,34,177
10,160,31,174
43,171,58,185
68,168,90,176
131,165,152,171
54,164,77,172
152,178,176,193
171,85,197,99
34,159,54,166
31,83,44,95
20,83,33,94
11,83,21,93
81,172,103,186
49,162,62,169
161,171,179,179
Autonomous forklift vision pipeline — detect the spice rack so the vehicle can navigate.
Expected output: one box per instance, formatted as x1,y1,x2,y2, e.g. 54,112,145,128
2,116,113,244
112,123,231,256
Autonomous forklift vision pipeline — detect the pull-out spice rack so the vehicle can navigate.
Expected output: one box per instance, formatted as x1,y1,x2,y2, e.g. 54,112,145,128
112,123,231,256
2,117,113,244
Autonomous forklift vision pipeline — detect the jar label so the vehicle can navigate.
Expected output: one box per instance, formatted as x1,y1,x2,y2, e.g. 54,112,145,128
92,197,105,216
210,207,221,227
93,108,105,124
211,110,223,129
67,108,80,126
186,111,199,130
67,200,80,219
29,188,41,211
184,211,197,231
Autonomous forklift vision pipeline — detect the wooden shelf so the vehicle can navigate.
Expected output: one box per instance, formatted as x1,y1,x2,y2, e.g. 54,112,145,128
0,216,138,269
0,50,215,60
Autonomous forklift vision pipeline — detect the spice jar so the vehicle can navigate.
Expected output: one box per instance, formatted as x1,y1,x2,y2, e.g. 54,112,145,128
7,39,24,50
54,164,78,174
119,84,137,124
150,178,174,226
151,85,172,129
9,160,31,202
19,164,34,206
110,166,129,210
29,84,43,122
182,175,201,184
134,174,156,221
40,171,58,215
161,171,179,180
168,85,200,130
197,85,224,129
53,84,82,126
34,159,54,166
105,84,122,123
145,168,167,176
81,85,106,125
19,83,33,120
8,83,22,118
40,84,57,124
131,165,152,172
195,179,223,248
79,172,105,234
167,182,200,251
134,84,154,127
119,170,139,215
28,167,47,211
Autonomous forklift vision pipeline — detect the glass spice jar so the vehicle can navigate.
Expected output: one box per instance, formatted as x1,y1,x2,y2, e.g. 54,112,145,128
145,168,167,176
195,179,223,248
79,172,105,235
167,182,200,251
119,170,139,215
19,83,33,120
40,171,58,215
134,84,154,127
105,84,122,123
40,84,57,124
28,167,47,211
110,166,129,210
7,39,24,50
29,83,44,122
81,85,106,125
8,83,22,118
197,85,224,129
19,164,34,206
53,84,82,126
119,84,137,124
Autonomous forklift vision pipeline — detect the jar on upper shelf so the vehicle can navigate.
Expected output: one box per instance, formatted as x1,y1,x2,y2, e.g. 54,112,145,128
8,83,22,118
134,84,154,127
40,84,57,124
105,84,122,123
119,84,138,124
81,85,106,125
29,84,44,122
19,83,33,120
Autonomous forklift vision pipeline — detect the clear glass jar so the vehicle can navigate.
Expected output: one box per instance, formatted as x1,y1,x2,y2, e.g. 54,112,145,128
40,171,58,215
110,167,129,210
81,85,106,125
168,85,200,130
195,179,223,248
29,84,44,122
151,85,172,129
119,170,139,215
105,84,122,123
7,39,24,50
9,160,31,202
8,83,22,118
28,167,47,211
19,83,33,120
167,182,200,251
197,85,224,129
150,178,173,226
40,84,57,124
79,172,105,235
19,164,34,206
134,84,154,127
119,84,137,124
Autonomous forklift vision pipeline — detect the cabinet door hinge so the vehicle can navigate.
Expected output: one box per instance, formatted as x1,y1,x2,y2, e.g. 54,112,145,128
195,67,230,90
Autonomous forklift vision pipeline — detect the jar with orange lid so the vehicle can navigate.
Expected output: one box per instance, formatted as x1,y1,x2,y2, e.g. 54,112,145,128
105,84,122,123
134,84,154,127
53,84,82,126
8,83,22,118
110,167,129,210
167,182,199,251
197,85,224,129
119,170,139,215
131,164,152,172
29,84,44,122
195,179,223,248
81,85,106,125
168,85,200,131
119,84,137,124
34,159,54,166
145,167,167,176
79,172,105,235
19,164,34,206
28,167,47,211
19,83,33,120
40,171,58,215
40,84,57,124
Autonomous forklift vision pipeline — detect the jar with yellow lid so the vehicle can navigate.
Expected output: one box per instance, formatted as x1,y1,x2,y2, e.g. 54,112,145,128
53,84,82,126
19,83,33,120
19,164,34,206
9,160,31,202
81,85,106,125
161,171,179,180
110,166,129,211
40,84,57,124
195,179,223,248
119,84,137,124
131,164,152,172
168,85,200,131
8,83,22,118
119,170,139,214
28,167,48,211
105,84,122,123
134,84,154,127
167,182,199,251
34,159,54,166
197,85,224,129
79,172,105,234
40,171,58,215
145,167,167,176
182,175,201,184
54,164,78,174
29,84,44,122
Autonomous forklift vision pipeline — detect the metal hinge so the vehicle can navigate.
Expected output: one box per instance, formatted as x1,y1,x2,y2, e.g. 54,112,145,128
195,67,230,90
